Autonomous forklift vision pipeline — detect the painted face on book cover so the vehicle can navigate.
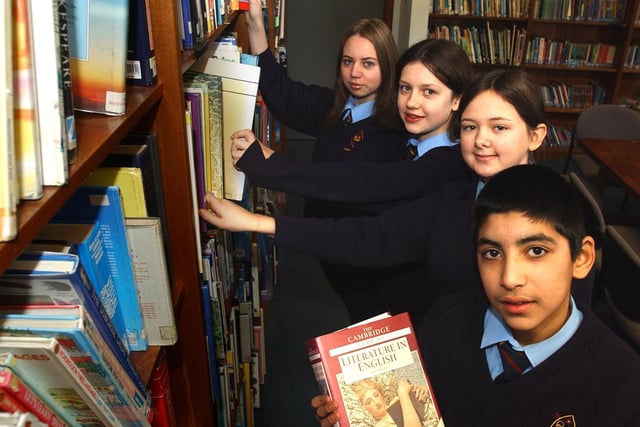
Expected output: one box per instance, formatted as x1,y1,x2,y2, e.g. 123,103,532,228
397,61,460,140
460,90,545,181
360,387,388,420
476,212,592,345
341,35,382,105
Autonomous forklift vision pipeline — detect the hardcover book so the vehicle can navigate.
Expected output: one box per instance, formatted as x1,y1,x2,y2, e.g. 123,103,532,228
57,0,78,163
185,72,224,199
0,336,123,426
83,166,149,217
33,221,131,352
306,312,444,427
125,217,177,346
67,0,130,115
53,185,148,351
189,57,260,201
149,349,177,427
126,0,157,86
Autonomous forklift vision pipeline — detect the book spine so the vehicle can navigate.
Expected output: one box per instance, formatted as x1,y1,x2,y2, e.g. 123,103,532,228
75,265,151,410
56,0,77,163
13,0,44,201
126,0,157,86
0,0,17,242
149,350,177,427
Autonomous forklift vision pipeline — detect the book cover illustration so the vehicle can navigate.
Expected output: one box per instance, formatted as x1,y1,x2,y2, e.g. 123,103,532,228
0,337,119,426
306,312,443,427
0,361,66,425
67,0,130,115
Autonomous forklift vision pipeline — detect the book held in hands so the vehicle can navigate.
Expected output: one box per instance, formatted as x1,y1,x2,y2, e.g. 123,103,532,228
306,312,444,427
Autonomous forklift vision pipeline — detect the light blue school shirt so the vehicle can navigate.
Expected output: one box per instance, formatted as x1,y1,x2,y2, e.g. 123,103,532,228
408,132,458,160
481,297,583,380
342,96,375,124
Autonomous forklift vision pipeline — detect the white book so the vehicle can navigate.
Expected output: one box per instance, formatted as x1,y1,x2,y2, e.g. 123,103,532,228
1,0,17,242
125,217,177,346
189,58,261,201
31,0,67,186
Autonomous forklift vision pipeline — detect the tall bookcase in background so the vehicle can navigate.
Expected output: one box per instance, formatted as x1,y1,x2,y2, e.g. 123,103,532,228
0,2,277,426
428,0,640,160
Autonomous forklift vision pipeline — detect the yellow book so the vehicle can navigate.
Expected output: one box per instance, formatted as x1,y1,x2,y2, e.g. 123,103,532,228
83,167,148,217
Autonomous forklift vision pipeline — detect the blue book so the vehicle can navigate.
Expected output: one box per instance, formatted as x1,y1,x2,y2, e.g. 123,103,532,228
33,221,129,352
53,185,147,351
201,281,222,405
126,0,157,86
180,0,194,48
0,304,152,425
0,252,150,424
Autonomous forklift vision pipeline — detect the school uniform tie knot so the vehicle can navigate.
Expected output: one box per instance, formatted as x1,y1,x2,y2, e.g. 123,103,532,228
495,341,530,383
406,141,419,160
340,108,352,125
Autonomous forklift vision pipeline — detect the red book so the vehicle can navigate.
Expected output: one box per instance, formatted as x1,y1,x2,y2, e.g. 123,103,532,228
150,349,177,427
0,363,66,426
305,312,444,427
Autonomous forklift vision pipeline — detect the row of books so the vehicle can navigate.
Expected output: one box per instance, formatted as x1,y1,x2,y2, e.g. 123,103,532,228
624,43,640,70
525,38,617,68
541,81,606,109
430,24,527,66
533,0,625,22
431,0,624,21
0,130,179,425
177,0,250,50
543,124,573,148
1,0,156,242
431,0,530,17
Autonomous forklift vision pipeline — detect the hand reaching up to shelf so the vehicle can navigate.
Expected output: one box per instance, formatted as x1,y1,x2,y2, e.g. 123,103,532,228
200,191,276,235
230,129,275,166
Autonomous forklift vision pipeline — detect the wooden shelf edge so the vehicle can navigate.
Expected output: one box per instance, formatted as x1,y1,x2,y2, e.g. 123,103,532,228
0,84,163,273
130,345,162,386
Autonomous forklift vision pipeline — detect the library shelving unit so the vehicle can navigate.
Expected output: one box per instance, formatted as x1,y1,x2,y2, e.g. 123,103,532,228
428,0,640,159
0,2,278,426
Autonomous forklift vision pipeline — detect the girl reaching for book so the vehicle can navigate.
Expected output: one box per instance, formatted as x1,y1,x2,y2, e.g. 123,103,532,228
200,69,586,327
228,34,475,323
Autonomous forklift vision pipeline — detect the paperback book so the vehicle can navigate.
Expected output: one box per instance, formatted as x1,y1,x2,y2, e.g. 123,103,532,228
306,312,444,427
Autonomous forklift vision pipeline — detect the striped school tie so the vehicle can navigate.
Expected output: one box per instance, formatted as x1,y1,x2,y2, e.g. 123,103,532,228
495,341,530,383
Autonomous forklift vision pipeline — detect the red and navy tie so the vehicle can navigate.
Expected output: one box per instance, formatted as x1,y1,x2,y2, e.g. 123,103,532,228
495,341,530,383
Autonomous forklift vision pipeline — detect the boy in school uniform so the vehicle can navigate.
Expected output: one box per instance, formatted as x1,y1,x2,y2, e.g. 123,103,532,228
313,164,640,426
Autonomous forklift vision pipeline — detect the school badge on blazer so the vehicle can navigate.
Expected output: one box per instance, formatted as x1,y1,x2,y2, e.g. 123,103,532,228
344,130,364,152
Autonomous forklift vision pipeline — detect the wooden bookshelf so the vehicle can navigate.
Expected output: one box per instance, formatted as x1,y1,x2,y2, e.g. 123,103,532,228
427,0,640,157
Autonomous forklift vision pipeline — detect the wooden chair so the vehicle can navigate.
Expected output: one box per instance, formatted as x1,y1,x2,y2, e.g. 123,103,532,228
600,224,640,347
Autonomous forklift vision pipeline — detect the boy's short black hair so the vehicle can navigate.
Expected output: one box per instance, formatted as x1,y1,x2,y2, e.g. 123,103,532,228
473,165,585,259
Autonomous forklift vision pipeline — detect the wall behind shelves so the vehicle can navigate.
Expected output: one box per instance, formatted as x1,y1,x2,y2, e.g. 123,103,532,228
284,0,385,140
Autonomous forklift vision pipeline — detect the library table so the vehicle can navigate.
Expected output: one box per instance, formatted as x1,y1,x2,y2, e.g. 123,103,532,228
577,138,640,203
